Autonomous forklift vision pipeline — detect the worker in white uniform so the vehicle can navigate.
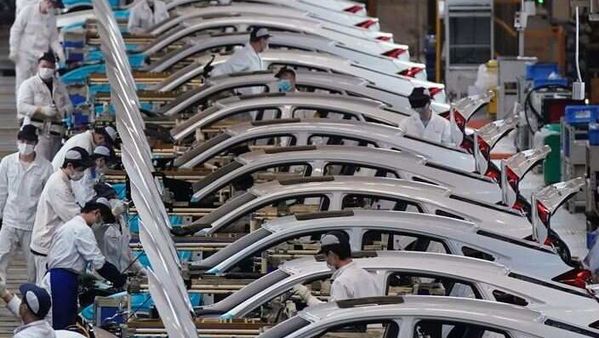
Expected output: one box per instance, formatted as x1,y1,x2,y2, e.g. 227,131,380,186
0,282,54,338
30,147,93,284
293,231,380,306
127,0,169,35
52,125,117,171
91,183,141,274
16,0,40,14
211,27,271,98
398,87,453,146
0,279,88,337
0,125,53,283
47,198,127,330
9,0,65,94
17,51,73,161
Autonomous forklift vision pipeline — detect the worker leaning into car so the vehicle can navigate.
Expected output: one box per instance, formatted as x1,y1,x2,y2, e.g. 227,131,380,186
127,0,169,35
45,197,127,330
293,231,381,305
399,87,453,146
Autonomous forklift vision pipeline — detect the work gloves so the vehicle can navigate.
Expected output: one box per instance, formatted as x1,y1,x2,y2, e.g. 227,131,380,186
39,105,58,117
110,199,127,217
292,284,323,306
97,261,127,289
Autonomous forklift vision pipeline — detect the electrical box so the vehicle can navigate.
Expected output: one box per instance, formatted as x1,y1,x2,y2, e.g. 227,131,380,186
497,57,537,119
444,0,494,100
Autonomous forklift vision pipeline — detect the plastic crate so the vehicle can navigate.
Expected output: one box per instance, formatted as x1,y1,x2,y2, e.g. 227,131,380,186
564,105,599,125
526,63,567,88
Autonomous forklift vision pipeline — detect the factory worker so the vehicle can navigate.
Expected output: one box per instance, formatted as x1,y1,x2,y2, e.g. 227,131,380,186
0,279,89,338
71,145,115,206
16,0,40,14
211,27,271,96
0,125,53,283
91,184,141,274
0,282,54,338
398,87,453,146
127,0,169,35
46,198,127,330
17,51,73,161
52,125,118,171
9,0,65,94
30,147,93,284
293,231,380,306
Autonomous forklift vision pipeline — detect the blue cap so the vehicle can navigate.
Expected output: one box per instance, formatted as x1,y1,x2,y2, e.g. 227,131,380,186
19,283,51,318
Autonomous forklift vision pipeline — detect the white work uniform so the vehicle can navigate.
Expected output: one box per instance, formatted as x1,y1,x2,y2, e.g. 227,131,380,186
93,221,141,273
51,131,94,171
398,112,453,146
9,3,64,94
18,75,73,161
47,215,106,273
0,152,53,282
15,0,39,14
329,261,380,301
12,319,56,338
211,44,265,96
30,170,81,284
127,0,169,34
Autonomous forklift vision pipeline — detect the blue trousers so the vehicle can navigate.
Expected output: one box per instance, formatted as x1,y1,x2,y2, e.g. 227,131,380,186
49,268,79,330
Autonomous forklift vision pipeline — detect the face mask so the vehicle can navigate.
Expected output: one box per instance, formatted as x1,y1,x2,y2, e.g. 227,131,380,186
38,68,55,81
277,79,292,93
17,142,35,156
70,170,85,181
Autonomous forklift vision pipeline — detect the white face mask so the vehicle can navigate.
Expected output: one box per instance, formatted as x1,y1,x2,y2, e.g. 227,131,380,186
17,142,35,156
38,67,55,81
70,170,85,181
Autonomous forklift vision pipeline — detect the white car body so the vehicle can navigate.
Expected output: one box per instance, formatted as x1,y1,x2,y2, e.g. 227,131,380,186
152,3,382,37
192,175,527,237
145,32,418,74
195,210,576,284
202,252,599,330
151,50,446,101
191,145,476,202
259,296,599,338
141,15,399,57
158,71,452,117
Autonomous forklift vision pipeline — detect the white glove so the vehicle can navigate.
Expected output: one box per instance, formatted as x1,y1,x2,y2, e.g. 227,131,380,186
110,199,127,216
40,105,58,117
292,284,312,302
8,50,17,63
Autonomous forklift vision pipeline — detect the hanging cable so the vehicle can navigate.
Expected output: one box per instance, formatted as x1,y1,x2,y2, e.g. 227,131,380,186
575,6,583,83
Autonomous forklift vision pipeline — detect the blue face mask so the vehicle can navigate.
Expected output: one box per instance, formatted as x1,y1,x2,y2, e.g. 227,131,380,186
277,79,293,93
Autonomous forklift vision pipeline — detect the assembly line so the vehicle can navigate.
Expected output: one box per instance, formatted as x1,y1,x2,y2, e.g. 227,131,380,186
0,0,598,337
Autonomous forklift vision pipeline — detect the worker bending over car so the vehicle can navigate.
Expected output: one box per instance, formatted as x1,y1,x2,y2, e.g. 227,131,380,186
127,0,169,35
293,231,380,306
399,87,453,146
30,147,93,284
46,198,127,330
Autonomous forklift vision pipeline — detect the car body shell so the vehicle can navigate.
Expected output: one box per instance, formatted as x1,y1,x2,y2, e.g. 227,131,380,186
151,3,382,37
140,15,399,57
174,120,478,175
191,145,477,202
197,210,571,282
169,93,413,141
150,47,445,99
158,71,451,117
204,252,598,329
144,32,417,75
194,175,527,237
260,296,597,338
